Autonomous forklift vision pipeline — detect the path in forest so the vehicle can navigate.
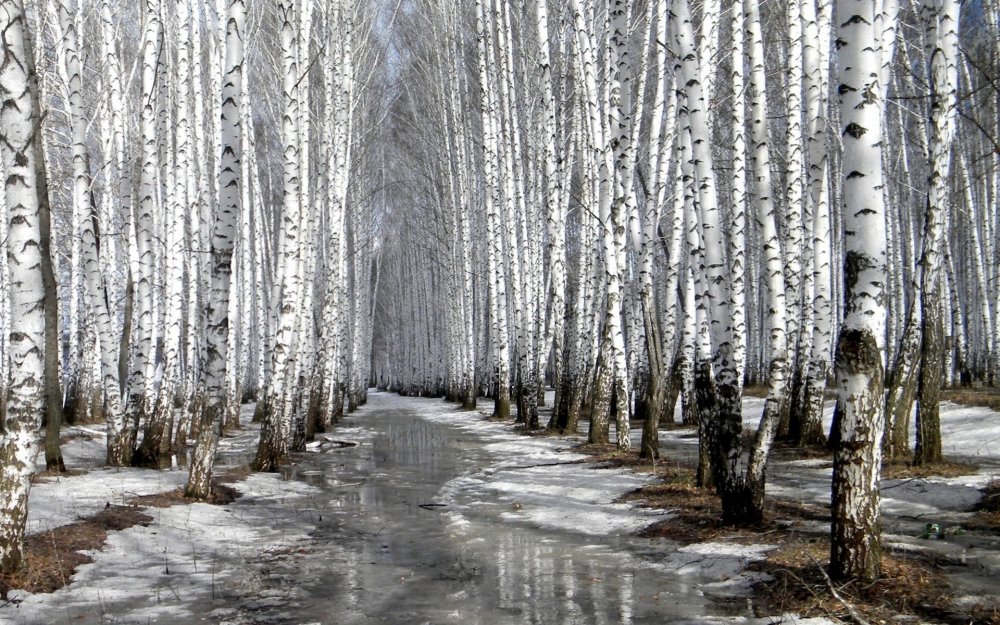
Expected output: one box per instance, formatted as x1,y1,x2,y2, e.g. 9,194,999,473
222,391,765,625
12,391,994,624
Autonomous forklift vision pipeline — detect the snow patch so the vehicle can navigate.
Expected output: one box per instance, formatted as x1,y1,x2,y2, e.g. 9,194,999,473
657,542,776,579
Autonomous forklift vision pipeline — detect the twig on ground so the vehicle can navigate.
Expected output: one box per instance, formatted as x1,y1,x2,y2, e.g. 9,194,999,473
494,460,587,471
881,477,921,490
808,556,873,625
771,566,835,619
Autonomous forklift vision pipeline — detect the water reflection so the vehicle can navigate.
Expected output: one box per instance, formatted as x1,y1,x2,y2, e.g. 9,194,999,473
480,533,647,624
258,397,734,624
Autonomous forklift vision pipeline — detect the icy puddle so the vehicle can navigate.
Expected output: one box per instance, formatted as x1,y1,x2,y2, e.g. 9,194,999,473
231,392,763,625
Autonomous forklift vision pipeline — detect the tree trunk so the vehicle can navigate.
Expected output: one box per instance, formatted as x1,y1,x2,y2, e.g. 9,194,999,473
187,0,246,498
884,308,920,459
914,296,944,465
0,0,51,571
122,0,163,468
912,0,959,466
253,0,302,473
829,0,890,582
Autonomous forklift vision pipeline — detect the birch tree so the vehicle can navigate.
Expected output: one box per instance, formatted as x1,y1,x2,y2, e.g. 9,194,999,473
913,0,960,466
796,0,834,448
830,0,889,582
255,0,304,471
52,0,130,467
476,0,512,422
187,0,245,498
120,0,163,467
0,0,52,571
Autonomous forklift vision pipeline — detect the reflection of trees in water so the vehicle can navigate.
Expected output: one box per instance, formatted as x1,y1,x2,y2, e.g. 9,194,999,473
493,532,643,624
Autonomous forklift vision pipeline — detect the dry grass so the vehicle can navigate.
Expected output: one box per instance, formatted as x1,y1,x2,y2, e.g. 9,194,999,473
587,446,996,623
744,385,838,401
58,432,98,446
741,385,770,399
750,543,961,624
3,462,252,601
584,446,673,473
0,506,152,598
583,449,735,543
977,480,1000,513
966,480,1000,533
968,603,1000,625
130,482,241,508
764,437,834,462
632,482,731,544
215,463,253,485
881,458,980,480
624,474,832,545
130,469,248,507
942,388,1000,412
30,468,89,484
513,424,563,438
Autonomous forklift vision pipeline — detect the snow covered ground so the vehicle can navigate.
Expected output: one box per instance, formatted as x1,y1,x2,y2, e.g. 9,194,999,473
1,393,998,624
3,408,323,625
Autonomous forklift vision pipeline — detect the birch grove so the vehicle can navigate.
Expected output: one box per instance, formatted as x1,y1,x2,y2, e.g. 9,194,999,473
0,0,998,586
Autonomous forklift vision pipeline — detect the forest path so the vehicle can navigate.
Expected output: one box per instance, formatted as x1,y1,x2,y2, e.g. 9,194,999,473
227,391,756,625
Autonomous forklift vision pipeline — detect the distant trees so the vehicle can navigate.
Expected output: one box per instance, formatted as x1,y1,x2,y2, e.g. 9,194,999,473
374,0,992,584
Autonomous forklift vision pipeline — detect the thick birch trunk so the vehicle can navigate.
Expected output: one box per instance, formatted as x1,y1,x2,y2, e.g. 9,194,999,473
797,0,834,448
717,0,790,524
54,0,129,468
830,0,889,583
476,0,511,422
672,0,742,504
187,0,244,497
0,0,50,571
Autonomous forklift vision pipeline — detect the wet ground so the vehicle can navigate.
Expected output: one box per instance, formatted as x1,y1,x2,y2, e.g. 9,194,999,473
223,393,751,625
9,391,996,624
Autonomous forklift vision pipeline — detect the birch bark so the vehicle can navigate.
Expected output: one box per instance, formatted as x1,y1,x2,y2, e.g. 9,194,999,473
255,0,304,472
830,0,889,582
914,0,959,467
123,0,163,467
53,0,131,467
672,0,743,508
0,0,51,571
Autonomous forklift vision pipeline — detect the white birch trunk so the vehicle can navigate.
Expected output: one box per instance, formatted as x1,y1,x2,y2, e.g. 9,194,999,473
913,0,960,466
830,0,889,583
0,0,49,571
476,0,511,420
53,0,131,465
736,0,790,521
125,0,164,466
672,0,742,502
536,0,565,423
187,0,245,496
799,0,834,447
255,0,304,471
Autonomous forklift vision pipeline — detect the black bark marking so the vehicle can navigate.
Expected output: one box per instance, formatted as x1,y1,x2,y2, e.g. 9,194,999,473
844,122,867,138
